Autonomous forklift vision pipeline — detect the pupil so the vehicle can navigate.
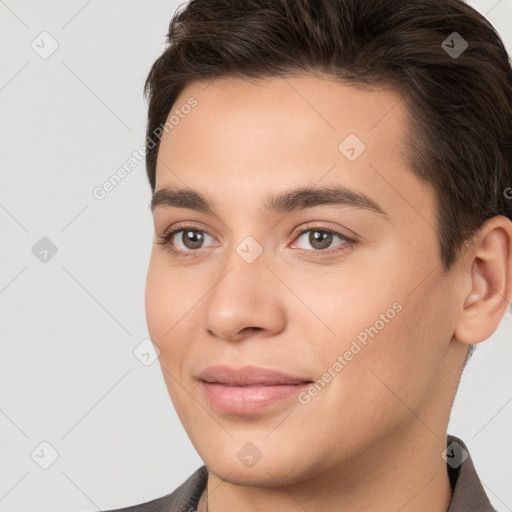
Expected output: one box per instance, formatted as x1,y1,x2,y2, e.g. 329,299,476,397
310,230,332,249
184,230,203,249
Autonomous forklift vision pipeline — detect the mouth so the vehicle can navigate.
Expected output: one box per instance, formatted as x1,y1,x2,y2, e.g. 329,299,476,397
197,365,313,415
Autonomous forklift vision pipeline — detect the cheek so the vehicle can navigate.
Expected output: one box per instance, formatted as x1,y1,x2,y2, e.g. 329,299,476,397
145,259,189,380
145,260,167,340
145,256,194,338
305,263,447,425
335,283,451,426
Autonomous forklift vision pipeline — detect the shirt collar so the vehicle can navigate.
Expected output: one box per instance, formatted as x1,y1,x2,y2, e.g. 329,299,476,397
446,434,495,511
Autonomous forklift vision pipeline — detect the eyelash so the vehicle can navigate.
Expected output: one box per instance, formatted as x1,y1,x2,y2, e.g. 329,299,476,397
155,223,356,259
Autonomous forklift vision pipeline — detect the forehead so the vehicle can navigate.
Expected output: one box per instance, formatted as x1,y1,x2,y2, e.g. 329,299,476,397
154,75,435,228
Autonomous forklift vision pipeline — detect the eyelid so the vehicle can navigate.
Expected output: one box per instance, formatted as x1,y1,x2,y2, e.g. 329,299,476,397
290,221,356,243
160,221,219,256
161,221,355,242
157,221,356,257
161,220,212,239
288,224,356,256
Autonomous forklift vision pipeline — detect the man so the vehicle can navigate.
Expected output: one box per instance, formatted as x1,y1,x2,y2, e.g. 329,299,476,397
106,0,512,510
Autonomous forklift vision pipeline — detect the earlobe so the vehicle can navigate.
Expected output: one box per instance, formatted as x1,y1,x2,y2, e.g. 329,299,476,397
454,216,512,346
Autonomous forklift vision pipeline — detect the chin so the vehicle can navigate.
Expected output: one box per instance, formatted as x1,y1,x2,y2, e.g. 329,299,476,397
206,459,301,487
198,439,313,486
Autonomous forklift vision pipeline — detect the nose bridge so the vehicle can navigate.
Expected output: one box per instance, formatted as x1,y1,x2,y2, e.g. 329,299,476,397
216,231,269,294
202,235,285,340
209,236,269,313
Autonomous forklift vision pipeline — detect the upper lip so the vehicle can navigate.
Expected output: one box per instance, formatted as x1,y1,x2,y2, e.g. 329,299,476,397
198,365,312,386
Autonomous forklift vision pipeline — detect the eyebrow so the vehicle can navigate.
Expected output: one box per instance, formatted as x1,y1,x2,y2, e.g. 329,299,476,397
150,185,388,217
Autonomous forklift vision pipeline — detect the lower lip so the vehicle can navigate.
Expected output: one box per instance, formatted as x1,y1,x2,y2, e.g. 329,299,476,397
200,381,311,415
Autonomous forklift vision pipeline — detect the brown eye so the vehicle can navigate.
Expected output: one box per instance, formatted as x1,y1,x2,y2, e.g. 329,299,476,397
291,226,354,256
158,227,217,253
308,230,334,250
176,230,206,250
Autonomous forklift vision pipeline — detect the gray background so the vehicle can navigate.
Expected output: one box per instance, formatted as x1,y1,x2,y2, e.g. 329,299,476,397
0,1,511,511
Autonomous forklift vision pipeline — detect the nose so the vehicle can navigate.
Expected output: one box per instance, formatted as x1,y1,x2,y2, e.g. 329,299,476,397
202,242,287,343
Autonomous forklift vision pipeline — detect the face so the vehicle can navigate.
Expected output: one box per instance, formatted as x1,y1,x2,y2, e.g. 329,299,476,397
145,75,464,485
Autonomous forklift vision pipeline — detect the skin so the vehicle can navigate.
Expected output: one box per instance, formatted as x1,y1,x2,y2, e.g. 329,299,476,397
145,75,512,512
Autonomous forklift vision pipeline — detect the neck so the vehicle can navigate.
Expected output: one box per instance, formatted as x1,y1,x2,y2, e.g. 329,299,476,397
200,426,453,512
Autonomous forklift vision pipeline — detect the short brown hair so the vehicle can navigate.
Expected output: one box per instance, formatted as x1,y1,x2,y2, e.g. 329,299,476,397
144,0,512,354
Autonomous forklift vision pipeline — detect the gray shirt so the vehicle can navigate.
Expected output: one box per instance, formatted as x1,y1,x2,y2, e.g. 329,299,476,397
103,435,496,511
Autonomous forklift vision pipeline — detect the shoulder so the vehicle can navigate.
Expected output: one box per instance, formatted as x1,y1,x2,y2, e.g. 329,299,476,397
102,465,208,512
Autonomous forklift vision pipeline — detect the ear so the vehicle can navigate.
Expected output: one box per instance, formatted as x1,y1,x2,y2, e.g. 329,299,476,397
454,215,512,345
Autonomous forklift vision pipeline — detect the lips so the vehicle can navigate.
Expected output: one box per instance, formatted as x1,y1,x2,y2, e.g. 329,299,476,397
197,365,313,415
197,364,312,386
